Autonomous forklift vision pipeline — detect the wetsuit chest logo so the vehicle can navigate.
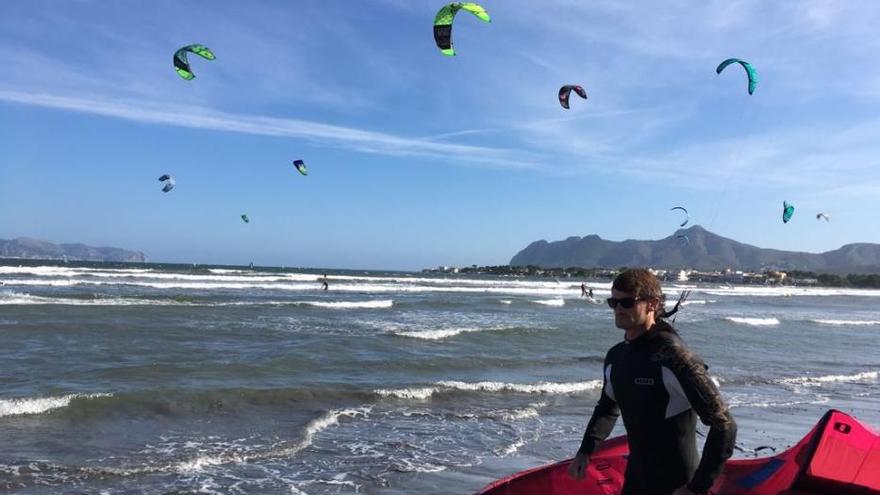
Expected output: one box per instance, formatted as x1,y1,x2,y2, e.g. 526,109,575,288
634,377,655,385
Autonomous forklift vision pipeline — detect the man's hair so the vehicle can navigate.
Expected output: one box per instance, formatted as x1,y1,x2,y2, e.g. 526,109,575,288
612,268,663,301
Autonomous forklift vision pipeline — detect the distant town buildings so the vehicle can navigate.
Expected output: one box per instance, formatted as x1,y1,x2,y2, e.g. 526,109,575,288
421,265,820,286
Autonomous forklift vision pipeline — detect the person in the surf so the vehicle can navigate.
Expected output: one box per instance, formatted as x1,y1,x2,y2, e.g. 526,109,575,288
581,283,588,297
568,268,736,495
320,274,329,291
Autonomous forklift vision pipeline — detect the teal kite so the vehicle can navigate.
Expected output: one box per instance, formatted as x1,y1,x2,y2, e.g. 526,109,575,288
433,3,491,56
716,58,758,95
174,44,216,80
782,201,794,223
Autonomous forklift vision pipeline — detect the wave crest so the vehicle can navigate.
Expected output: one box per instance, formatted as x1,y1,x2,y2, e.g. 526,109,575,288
375,380,601,399
724,317,779,326
0,393,112,417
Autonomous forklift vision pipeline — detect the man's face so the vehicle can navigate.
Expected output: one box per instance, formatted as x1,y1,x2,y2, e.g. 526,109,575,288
610,288,653,330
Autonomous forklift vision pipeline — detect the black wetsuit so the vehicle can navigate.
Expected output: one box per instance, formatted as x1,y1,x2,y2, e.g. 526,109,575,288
577,321,737,495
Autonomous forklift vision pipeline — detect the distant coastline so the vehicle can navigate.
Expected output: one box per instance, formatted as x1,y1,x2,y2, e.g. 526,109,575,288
421,265,880,289
0,237,145,263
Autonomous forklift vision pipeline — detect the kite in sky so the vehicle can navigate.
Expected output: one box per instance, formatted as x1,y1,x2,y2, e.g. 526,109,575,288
158,174,175,193
433,3,491,56
716,58,758,95
783,201,794,223
174,44,216,80
558,85,587,109
670,206,689,227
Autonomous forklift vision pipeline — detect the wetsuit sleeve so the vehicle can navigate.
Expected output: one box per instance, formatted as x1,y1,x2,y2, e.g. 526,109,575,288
577,363,620,455
662,345,737,494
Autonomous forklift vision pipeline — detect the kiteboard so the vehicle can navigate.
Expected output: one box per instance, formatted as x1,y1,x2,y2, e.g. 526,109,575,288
475,409,880,495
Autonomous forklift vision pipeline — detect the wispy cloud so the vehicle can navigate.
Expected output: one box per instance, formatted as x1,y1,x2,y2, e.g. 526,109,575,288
559,118,880,192
0,90,541,169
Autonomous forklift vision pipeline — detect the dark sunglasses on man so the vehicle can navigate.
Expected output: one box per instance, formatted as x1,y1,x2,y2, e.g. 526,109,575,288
606,297,642,309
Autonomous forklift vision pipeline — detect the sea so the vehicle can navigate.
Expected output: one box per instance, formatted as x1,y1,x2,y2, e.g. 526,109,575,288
1,261,878,494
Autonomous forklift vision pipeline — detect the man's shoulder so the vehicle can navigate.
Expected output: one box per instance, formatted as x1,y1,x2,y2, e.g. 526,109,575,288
604,341,628,362
651,332,706,371
652,328,685,348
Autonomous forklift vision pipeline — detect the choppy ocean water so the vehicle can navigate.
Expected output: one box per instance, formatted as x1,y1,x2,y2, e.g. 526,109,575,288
1,262,878,494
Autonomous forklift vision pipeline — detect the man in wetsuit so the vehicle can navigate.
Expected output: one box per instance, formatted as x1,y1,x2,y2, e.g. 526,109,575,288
569,268,736,495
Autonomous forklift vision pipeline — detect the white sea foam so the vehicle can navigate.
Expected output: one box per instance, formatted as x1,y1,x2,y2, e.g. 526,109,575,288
0,264,601,291
436,380,601,394
393,325,514,340
173,406,372,473
810,319,880,326
0,265,315,283
777,371,878,386
390,459,447,473
499,402,547,421
0,291,393,309
295,300,393,309
499,300,513,305
0,266,606,297
703,286,880,297
0,266,154,276
532,298,565,307
393,328,480,340
495,438,527,457
724,317,780,326
375,387,437,400
0,292,183,306
8,265,880,298
0,278,583,297
280,407,372,455
375,380,602,399
0,393,112,417
728,396,831,409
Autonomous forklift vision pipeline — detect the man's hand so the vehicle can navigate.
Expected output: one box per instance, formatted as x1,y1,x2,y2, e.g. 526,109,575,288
567,453,590,480
672,486,698,495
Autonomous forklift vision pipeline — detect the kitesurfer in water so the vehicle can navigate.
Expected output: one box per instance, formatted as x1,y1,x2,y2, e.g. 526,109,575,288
581,283,595,299
320,274,329,291
568,268,736,495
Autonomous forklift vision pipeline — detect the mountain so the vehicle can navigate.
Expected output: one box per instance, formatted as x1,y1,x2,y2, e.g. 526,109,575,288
0,237,146,263
509,226,880,274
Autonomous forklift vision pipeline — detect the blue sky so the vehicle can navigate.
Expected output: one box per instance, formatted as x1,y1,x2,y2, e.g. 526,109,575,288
2,1,880,270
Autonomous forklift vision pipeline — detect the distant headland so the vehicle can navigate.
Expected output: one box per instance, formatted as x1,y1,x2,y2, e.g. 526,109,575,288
0,237,146,263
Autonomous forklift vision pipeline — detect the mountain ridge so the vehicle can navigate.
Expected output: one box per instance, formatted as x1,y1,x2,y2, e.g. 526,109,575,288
509,226,880,274
0,237,146,263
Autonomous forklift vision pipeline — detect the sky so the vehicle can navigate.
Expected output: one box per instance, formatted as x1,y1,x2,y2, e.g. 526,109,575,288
2,0,880,270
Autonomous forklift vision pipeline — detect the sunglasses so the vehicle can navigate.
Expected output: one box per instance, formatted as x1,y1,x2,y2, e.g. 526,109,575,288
606,297,642,309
